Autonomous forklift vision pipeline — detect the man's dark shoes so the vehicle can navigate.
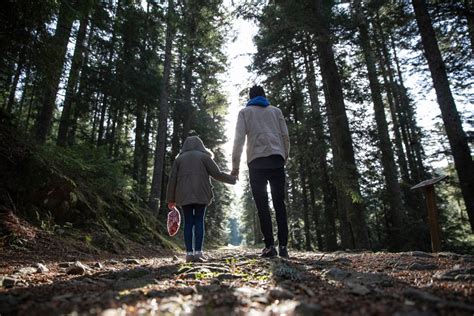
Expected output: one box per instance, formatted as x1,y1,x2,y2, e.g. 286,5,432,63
278,246,289,258
261,246,277,258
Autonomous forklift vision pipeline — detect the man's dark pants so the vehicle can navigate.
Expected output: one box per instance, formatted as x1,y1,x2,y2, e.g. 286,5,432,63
249,167,288,248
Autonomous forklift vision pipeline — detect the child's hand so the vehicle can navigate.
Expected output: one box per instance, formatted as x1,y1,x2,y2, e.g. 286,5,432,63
231,168,239,180
168,202,176,210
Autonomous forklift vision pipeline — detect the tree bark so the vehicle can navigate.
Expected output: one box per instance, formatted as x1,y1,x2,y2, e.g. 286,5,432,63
301,38,338,251
372,14,411,184
412,0,474,232
6,50,25,114
16,67,30,126
311,0,370,249
464,0,474,54
148,0,176,213
57,9,90,146
133,101,145,188
34,0,76,143
353,0,406,249
96,95,108,146
140,107,152,199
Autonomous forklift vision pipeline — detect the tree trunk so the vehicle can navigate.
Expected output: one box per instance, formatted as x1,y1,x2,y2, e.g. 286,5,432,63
308,172,324,250
57,9,90,146
140,107,152,199
301,38,338,251
412,0,474,232
372,14,411,184
67,18,95,146
133,101,145,190
170,44,184,159
24,83,38,132
96,95,108,146
353,0,406,249
181,50,195,141
464,0,474,54
148,0,176,213
311,0,370,249
287,50,312,251
373,28,428,242
34,0,76,143
16,67,30,126
6,50,25,114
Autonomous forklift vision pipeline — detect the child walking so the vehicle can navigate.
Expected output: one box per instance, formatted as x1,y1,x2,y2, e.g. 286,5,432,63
166,136,236,262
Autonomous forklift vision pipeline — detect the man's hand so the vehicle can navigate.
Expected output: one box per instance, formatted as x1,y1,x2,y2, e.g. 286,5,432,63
231,168,239,180
168,201,176,210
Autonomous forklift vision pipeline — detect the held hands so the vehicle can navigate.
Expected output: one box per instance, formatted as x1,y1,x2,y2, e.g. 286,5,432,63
168,201,176,210
231,168,239,180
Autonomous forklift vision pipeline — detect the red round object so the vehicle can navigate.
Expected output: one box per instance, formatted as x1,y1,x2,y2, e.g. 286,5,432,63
167,206,181,236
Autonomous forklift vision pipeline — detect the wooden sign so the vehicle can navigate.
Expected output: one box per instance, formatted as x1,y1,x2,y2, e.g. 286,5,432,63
411,175,447,253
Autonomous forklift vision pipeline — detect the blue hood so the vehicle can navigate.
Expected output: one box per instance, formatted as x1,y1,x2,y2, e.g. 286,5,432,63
246,96,270,107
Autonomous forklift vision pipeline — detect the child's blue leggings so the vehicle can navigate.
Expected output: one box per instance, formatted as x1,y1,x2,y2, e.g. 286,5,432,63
182,204,206,252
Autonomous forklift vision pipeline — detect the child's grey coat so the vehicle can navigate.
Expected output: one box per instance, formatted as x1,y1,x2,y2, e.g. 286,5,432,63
166,136,236,206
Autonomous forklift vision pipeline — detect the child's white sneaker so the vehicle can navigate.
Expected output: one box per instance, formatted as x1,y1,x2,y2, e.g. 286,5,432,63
185,252,194,262
194,252,207,262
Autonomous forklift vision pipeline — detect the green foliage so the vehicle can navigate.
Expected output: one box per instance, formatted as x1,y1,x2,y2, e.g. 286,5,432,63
0,114,180,252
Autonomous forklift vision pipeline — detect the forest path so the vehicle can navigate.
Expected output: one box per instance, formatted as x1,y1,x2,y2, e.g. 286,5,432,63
0,247,473,315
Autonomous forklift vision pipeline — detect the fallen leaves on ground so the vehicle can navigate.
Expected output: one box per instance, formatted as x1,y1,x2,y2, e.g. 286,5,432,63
0,247,473,315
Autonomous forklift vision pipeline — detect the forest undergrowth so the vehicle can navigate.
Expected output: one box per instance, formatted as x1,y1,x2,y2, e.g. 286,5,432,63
0,110,179,257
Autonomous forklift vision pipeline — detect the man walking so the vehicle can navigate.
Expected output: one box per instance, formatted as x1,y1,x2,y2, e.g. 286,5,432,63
232,85,290,258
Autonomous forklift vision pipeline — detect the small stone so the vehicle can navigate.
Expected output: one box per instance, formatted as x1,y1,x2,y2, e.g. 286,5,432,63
67,261,88,275
266,300,298,314
408,262,438,270
177,287,195,296
35,263,49,273
346,282,371,295
123,258,140,265
235,286,266,298
101,308,125,316
407,251,434,258
294,302,323,316
268,287,294,301
434,268,474,281
322,267,351,280
437,252,459,259
15,267,38,275
94,262,103,269
2,276,18,288
58,262,74,268
105,259,120,265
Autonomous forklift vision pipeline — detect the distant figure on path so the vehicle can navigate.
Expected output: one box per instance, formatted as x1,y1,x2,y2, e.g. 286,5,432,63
232,85,290,258
167,136,237,262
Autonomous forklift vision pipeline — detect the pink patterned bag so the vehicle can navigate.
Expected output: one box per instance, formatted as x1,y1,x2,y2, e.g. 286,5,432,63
167,206,181,236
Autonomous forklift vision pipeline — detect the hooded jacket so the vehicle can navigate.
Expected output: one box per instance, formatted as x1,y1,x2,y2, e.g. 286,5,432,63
166,136,236,206
232,102,290,170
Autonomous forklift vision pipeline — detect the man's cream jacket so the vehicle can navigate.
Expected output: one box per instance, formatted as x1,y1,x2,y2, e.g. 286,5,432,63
232,105,290,170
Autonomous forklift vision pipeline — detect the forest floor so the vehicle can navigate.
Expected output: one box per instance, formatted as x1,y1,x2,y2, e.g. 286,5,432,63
1,236,473,316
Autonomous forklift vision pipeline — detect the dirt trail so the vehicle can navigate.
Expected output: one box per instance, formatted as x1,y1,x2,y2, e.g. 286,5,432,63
0,247,473,315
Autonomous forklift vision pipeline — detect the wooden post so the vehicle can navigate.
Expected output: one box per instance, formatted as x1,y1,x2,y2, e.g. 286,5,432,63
423,185,441,252
411,175,447,253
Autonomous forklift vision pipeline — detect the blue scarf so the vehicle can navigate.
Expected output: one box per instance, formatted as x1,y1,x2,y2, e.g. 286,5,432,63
246,96,270,107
